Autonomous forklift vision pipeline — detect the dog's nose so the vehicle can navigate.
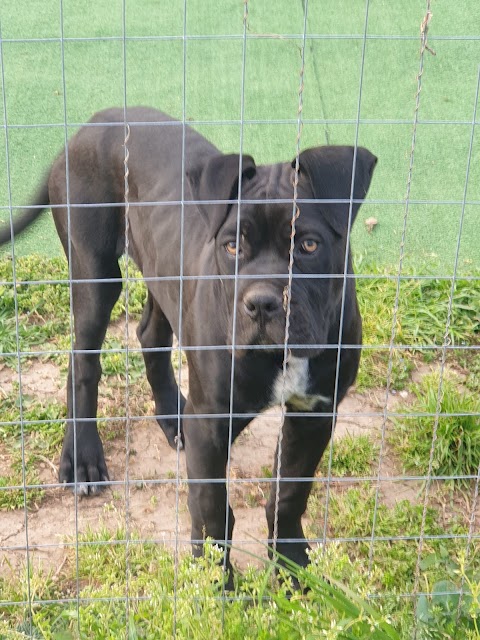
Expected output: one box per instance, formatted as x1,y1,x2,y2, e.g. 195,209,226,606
243,289,282,321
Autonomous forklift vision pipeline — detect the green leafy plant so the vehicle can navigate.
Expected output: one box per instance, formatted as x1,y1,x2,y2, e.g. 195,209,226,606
416,550,480,639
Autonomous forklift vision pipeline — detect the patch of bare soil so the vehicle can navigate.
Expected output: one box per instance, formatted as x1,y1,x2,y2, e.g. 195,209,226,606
0,360,64,399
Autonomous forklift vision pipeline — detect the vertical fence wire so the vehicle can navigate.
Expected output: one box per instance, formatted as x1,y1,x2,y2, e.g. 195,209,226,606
121,0,132,632
454,67,480,619
0,20,33,638
58,0,82,632
320,0,371,548
172,0,189,633
222,0,249,617
273,0,309,553
367,0,433,578
412,64,480,639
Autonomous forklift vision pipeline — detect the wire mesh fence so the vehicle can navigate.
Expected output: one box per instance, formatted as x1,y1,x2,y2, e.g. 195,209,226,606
0,1,479,638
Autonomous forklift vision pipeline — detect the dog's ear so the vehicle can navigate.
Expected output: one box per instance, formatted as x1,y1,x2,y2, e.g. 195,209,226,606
295,146,377,236
187,153,256,239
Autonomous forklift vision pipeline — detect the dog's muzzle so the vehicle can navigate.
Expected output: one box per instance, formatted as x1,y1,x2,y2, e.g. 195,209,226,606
242,284,283,325
234,282,325,357
234,283,287,350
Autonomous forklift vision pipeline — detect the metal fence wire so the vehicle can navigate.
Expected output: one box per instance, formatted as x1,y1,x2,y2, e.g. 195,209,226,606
0,0,479,638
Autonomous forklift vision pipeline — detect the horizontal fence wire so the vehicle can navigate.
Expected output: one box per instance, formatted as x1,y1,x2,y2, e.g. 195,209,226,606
2,532,480,556
2,475,480,493
3,33,480,43
2,272,480,286
2,195,480,206
0,0,479,637
2,118,480,128
1,585,473,610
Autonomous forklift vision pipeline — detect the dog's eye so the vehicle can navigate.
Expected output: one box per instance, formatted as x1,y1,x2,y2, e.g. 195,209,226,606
300,239,318,254
225,241,238,256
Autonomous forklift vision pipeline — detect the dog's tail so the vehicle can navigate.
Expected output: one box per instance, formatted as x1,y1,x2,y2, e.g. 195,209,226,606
0,178,50,246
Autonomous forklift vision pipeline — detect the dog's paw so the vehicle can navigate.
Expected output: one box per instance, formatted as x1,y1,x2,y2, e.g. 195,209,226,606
59,447,110,496
159,421,184,451
269,542,312,594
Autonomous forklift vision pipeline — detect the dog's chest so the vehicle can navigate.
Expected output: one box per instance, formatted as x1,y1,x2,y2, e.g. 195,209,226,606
270,357,310,408
269,356,330,411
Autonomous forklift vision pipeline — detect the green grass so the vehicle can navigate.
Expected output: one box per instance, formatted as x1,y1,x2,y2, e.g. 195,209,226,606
416,549,480,640
0,532,402,640
1,514,479,638
355,265,480,390
0,255,147,368
389,372,480,488
0,472,44,511
0,387,65,510
1,1,480,273
306,480,480,632
0,256,71,362
100,336,145,381
319,433,378,478
456,350,480,394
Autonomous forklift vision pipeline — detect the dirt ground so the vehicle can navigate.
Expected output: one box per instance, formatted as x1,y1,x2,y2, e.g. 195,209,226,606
0,343,471,580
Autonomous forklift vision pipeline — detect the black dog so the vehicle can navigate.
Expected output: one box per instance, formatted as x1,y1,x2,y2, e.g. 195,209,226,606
0,107,376,577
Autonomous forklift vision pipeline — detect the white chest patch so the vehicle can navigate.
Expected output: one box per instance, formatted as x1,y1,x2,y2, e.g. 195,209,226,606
270,356,330,411
271,356,309,405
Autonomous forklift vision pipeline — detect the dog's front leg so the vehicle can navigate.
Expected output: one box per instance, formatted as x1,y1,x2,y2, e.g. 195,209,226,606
183,405,248,589
266,412,333,573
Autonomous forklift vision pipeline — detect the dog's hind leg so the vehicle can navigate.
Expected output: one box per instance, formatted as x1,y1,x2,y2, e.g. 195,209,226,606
48,140,126,494
58,253,123,495
137,292,186,449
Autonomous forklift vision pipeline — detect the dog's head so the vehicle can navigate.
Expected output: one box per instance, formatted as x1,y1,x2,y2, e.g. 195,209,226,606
188,146,377,357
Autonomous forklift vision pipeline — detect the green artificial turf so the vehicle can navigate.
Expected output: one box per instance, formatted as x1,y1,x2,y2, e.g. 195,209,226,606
0,0,479,274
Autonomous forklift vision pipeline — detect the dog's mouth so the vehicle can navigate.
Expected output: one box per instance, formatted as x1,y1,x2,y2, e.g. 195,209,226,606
228,327,282,357
229,323,324,359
